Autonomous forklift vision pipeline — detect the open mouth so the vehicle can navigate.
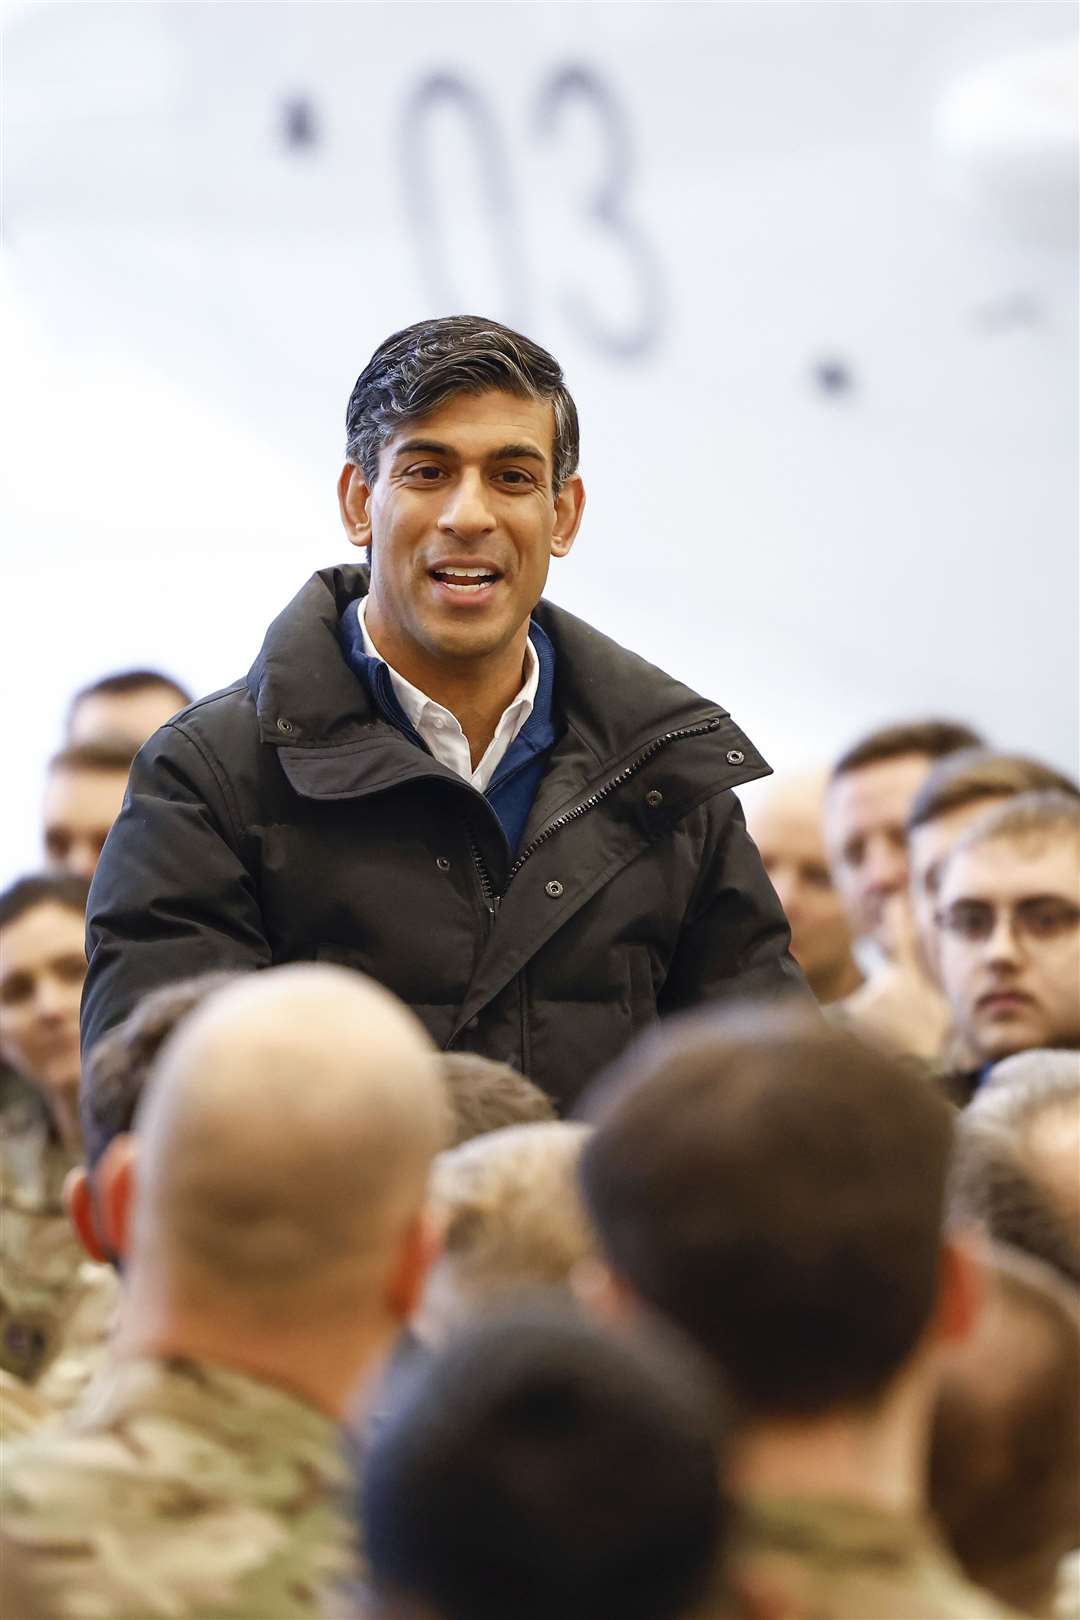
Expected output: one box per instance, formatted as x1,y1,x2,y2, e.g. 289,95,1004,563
430,566,502,594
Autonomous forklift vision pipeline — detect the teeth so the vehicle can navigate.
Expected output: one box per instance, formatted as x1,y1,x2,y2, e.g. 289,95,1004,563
441,580,491,592
437,567,495,579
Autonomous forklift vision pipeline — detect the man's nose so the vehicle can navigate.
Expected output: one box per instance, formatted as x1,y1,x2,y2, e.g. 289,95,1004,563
982,910,1023,967
34,976,73,1023
436,471,497,537
64,840,100,881
861,836,907,898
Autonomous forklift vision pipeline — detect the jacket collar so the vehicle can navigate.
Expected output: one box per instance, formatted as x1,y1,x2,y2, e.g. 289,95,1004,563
247,565,729,764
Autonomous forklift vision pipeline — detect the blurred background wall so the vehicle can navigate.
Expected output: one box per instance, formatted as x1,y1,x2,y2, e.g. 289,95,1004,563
1,0,1076,882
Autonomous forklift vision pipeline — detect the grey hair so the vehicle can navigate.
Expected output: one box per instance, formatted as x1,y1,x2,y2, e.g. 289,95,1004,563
972,1050,1080,1121
344,316,579,496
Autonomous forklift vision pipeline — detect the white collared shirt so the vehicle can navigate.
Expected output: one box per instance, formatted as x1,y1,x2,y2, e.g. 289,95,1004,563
356,596,539,793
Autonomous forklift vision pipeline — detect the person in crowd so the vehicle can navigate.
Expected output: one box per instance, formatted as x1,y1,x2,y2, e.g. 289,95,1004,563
357,1305,733,1620
907,750,1079,977
1,963,447,1619
66,668,193,748
746,768,863,1003
439,1051,555,1144
414,1120,594,1349
81,315,806,1109
0,874,117,1395
969,1049,1080,1247
42,738,135,880
947,1115,1080,1287
579,1009,1022,1620
936,792,1080,1104
822,719,982,1058
929,1247,1080,1620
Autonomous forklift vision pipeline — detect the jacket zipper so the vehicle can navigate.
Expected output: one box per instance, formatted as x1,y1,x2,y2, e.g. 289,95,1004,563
468,716,726,908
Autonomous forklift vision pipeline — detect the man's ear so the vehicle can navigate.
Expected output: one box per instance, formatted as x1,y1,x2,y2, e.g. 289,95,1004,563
94,1134,139,1261
386,1205,443,1324
931,1231,983,1350
338,463,374,551
550,474,585,560
64,1166,109,1264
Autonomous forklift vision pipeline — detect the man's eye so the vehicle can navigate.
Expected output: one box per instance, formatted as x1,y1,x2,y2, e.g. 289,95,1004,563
0,974,33,1008
497,469,533,486
403,464,445,481
1023,901,1080,939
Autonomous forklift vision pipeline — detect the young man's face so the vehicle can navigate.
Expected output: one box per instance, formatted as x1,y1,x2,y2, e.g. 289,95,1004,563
908,799,1007,978
0,901,86,1108
43,764,128,879
338,390,584,682
824,753,934,949
937,838,1080,1065
751,786,854,996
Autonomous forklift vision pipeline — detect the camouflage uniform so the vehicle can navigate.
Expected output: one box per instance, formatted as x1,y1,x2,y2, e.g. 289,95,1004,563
0,1353,357,1618
0,1067,117,1398
737,1494,1029,1619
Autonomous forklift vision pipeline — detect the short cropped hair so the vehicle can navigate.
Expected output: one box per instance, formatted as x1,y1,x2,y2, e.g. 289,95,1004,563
47,738,137,776
944,790,1080,864
359,1306,729,1620
345,316,580,495
969,1050,1080,1245
831,719,984,781
69,668,191,712
439,1053,555,1146
947,1118,1080,1287
929,1248,1080,1615
81,972,241,1168
416,1122,595,1346
580,1010,955,1417
0,873,90,933
907,749,1079,833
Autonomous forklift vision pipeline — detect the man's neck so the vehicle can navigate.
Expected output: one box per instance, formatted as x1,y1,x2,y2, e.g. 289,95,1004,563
734,1375,931,1518
116,1294,392,1422
364,607,531,769
811,954,865,1006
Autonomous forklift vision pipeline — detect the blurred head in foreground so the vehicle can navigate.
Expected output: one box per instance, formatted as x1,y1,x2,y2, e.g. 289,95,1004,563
936,793,1080,1073
825,719,982,954
437,1052,555,1146
968,1048,1080,1249
0,873,89,1149
947,1113,1080,1288
42,739,135,880
907,750,1079,978
414,1121,594,1348
929,1247,1080,1618
112,963,447,1416
358,1305,732,1620
66,669,192,749
747,769,862,1003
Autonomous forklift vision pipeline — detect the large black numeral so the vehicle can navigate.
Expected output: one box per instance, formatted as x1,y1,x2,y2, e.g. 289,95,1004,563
534,66,664,359
399,74,528,326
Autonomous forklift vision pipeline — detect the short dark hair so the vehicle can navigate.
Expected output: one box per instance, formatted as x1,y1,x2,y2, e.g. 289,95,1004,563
580,1009,955,1417
947,1118,1080,1287
0,873,90,933
831,719,984,781
439,1053,556,1147
48,738,137,776
908,749,1079,833
929,1249,1080,1615
344,316,580,495
359,1306,729,1620
945,789,1080,863
69,669,191,711
81,972,241,1169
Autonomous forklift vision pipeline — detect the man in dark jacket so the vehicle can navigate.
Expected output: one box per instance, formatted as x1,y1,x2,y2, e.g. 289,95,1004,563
82,316,804,1111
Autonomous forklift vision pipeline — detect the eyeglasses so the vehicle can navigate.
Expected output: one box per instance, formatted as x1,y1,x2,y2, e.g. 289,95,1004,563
936,896,1080,944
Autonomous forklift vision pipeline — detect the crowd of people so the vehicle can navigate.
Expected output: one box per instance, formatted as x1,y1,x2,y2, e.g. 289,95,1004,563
1,315,1078,1620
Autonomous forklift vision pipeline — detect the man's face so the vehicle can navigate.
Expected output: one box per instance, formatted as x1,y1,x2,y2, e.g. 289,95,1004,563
43,765,128,878
909,799,1007,978
0,901,86,1107
824,753,934,948
68,687,184,748
339,390,584,681
937,838,1080,1065
751,784,854,993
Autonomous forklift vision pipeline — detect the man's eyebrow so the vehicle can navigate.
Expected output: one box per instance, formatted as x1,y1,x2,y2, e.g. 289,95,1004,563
391,439,457,460
490,443,547,465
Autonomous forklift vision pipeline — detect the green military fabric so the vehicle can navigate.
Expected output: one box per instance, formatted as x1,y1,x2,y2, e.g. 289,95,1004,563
0,1354,357,1619
737,1494,1030,1620
0,1069,116,1392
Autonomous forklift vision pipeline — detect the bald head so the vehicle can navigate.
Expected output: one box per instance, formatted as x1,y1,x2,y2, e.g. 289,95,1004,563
748,771,859,1002
131,965,448,1317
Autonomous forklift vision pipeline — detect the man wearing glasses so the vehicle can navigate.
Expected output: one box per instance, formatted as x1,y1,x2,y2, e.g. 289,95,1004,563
936,791,1080,1104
